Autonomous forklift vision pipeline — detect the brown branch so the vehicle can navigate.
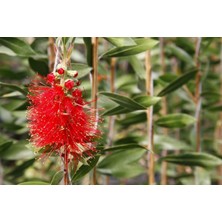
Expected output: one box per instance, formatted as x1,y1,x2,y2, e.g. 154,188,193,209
145,49,155,185
217,38,222,184
159,38,168,185
92,37,99,185
106,57,117,185
48,37,56,72
194,37,202,153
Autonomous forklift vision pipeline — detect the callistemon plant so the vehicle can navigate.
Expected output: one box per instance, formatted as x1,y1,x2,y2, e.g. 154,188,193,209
27,38,101,184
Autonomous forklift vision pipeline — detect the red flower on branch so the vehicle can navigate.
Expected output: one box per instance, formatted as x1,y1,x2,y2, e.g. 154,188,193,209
27,73,101,162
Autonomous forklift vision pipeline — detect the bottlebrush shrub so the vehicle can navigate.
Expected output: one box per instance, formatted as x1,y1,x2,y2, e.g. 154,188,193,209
27,68,101,166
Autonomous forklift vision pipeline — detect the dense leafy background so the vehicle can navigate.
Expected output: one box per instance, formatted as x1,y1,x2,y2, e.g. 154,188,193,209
0,37,222,185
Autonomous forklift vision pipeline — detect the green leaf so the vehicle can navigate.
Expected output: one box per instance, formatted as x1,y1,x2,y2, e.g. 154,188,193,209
160,152,222,169
72,155,100,183
102,144,147,153
0,68,28,80
104,37,136,47
154,135,191,150
51,171,64,185
5,159,35,178
100,92,145,110
97,148,146,179
19,181,49,185
119,112,147,126
108,163,146,179
101,93,160,116
0,140,34,160
208,105,222,112
83,38,93,66
157,69,197,97
104,37,146,79
156,113,196,128
29,57,49,75
0,141,13,155
0,37,36,57
102,38,158,57
0,82,27,96
128,56,146,79
102,105,132,116
133,95,161,107
70,63,92,78
166,44,195,66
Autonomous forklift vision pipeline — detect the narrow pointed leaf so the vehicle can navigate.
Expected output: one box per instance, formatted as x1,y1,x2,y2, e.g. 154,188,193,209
102,144,147,152
166,44,195,66
157,69,197,97
156,113,196,128
208,105,222,112
72,155,100,182
100,92,145,110
0,140,34,160
102,105,132,116
104,37,136,47
133,95,161,107
0,141,13,155
83,38,93,66
154,135,191,150
51,171,64,185
100,92,161,113
0,37,36,57
5,159,35,178
160,152,222,168
102,38,158,57
19,181,49,185
97,148,146,179
0,82,27,96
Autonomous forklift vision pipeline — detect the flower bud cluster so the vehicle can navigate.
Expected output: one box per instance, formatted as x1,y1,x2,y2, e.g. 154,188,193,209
46,64,80,91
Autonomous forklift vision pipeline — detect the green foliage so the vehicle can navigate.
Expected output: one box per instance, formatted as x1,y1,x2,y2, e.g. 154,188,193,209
156,113,196,128
160,152,222,169
0,37,222,185
157,69,197,96
102,38,158,57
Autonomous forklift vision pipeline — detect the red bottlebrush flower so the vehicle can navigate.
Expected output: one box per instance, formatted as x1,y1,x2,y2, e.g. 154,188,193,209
47,73,55,83
65,79,74,90
72,88,84,105
27,75,101,161
57,68,65,75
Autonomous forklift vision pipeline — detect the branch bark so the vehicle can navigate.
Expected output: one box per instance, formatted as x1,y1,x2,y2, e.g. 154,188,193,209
92,37,99,185
145,49,155,185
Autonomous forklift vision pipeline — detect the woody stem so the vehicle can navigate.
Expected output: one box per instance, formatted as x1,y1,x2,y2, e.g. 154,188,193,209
92,37,99,185
145,48,155,185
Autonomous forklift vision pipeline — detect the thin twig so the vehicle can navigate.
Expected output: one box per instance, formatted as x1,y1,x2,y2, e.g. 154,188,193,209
159,38,168,185
92,37,99,185
145,49,155,185
106,57,117,185
48,37,56,72
217,38,222,184
0,160,3,185
194,37,202,153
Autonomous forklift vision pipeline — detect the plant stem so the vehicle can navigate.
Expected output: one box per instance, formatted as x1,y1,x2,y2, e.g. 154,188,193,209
145,49,155,185
0,160,3,185
194,37,202,153
48,37,56,72
106,57,116,185
92,37,99,185
159,38,168,185
217,38,222,184
63,151,70,185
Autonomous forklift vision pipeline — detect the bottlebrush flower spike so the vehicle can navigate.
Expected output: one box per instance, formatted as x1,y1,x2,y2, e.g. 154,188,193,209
27,73,101,163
